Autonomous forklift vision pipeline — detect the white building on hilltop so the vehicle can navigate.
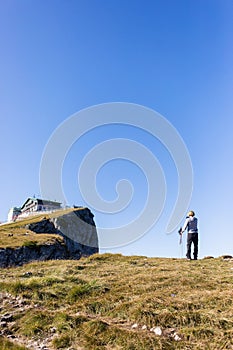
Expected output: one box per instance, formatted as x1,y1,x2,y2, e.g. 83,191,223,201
7,198,62,222
20,198,61,214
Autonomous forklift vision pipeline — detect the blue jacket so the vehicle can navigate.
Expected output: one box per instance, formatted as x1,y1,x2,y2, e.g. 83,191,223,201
182,216,198,233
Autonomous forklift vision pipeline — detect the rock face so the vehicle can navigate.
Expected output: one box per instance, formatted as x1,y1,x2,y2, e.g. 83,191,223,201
0,208,99,268
0,239,68,268
52,209,98,256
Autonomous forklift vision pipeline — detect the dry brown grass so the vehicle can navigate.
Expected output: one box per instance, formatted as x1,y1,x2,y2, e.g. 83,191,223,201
0,207,85,248
0,227,63,248
0,254,233,349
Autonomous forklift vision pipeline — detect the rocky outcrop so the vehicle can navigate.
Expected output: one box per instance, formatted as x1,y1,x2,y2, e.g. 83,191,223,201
0,208,99,268
0,239,68,268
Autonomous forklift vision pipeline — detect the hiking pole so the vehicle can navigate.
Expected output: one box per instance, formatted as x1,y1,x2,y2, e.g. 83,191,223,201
178,227,182,244
178,227,183,258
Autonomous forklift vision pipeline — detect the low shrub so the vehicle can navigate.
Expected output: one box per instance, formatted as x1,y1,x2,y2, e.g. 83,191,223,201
22,240,38,248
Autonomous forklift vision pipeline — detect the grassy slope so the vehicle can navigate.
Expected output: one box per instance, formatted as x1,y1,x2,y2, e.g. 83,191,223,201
0,208,85,249
0,254,233,350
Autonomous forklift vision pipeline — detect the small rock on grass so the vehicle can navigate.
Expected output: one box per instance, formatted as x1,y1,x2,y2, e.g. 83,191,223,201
221,255,233,260
131,323,138,329
150,326,162,336
173,332,182,341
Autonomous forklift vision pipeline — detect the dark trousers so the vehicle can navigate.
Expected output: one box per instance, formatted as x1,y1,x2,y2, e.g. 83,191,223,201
186,232,198,260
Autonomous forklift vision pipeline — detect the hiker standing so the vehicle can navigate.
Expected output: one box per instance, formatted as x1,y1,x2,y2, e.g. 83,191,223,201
181,211,198,260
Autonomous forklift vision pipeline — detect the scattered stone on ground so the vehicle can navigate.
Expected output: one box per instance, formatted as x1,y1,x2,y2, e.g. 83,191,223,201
0,292,57,350
221,255,233,260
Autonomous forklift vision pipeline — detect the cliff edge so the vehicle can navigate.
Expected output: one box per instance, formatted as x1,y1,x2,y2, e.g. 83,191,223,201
0,208,98,267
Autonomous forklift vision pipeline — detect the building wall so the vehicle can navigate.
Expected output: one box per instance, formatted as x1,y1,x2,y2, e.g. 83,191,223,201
8,208,21,222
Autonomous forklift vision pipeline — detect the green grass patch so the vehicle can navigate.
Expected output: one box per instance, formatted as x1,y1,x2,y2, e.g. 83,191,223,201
18,310,53,338
67,280,100,301
0,337,26,350
53,334,72,349
22,240,38,247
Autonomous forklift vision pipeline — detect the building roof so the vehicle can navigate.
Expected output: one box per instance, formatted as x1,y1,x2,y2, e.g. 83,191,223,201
20,198,61,211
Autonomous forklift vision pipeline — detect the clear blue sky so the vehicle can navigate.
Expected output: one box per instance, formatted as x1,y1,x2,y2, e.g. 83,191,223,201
0,0,233,258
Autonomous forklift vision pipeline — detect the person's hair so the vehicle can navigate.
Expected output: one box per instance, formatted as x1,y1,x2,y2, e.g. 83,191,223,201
188,210,195,216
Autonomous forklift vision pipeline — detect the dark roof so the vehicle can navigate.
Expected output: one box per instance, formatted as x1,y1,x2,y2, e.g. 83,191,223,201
37,199,61,206
21,198,61,210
